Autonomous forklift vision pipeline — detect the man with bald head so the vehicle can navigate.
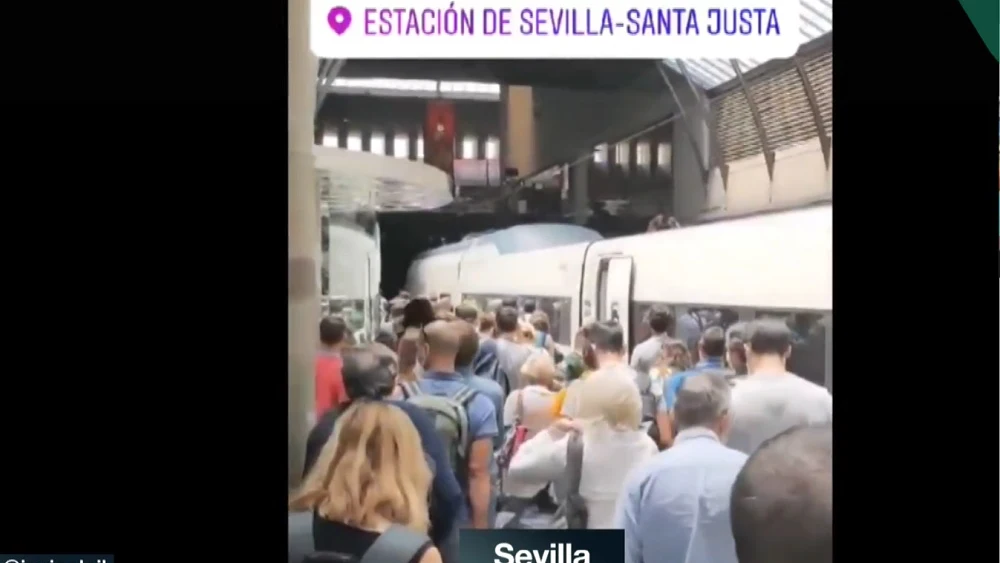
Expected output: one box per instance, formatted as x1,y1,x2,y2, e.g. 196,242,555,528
405,320,499,531
616,372,747,563
730,425,832,563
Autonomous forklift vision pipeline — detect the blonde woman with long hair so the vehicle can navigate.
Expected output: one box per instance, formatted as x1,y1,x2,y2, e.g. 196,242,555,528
290,401,442,563
506,372,658,528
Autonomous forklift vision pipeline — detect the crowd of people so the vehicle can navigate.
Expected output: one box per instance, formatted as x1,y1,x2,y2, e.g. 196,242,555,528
291,292,833,563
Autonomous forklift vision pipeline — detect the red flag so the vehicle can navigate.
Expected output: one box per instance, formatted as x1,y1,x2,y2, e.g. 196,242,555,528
424,101,456,176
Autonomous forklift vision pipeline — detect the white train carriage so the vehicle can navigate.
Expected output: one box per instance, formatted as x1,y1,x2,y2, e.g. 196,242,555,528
406,205,832,389
406,224,604,341
406,239,472,299
316,145,451,336
582,205,832,389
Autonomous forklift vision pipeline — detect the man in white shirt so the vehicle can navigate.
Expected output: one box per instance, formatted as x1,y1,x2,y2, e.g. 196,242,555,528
630,306,678,375
727,319,832,455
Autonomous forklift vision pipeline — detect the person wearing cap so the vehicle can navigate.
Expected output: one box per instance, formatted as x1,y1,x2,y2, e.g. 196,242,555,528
302,345,464,548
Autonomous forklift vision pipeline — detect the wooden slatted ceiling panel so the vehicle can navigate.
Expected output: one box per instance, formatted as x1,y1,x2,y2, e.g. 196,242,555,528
714,50,833,163
751,66,815,151
803,52,832,137
714,90,761,162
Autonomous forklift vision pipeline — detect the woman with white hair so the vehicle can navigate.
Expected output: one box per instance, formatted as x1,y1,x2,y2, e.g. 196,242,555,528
503,352,560,436
506,372,658,528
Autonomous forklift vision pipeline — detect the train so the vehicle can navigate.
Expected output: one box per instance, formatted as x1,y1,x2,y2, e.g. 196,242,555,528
405,205,832,390
314,145,452,334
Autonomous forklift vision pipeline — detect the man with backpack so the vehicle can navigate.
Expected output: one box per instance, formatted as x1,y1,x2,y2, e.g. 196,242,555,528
400,320,499,530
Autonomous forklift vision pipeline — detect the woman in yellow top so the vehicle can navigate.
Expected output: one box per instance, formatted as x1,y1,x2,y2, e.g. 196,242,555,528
551,328,599,417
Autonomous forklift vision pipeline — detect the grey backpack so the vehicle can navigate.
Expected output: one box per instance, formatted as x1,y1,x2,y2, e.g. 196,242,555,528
552,432,589,529
399,382,477,475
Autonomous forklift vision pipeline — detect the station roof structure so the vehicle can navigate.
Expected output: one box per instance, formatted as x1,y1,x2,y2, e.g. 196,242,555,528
317,0,832,99
314,0,833,212
661,0,833,93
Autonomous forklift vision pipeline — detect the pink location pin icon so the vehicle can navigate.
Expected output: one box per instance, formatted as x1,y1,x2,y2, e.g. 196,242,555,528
327,6,352,35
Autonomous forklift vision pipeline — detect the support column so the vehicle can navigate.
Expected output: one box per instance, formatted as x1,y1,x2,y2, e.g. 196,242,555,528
671,102,710,221
571,161,589,225
288,0,319,489
500,85,537,179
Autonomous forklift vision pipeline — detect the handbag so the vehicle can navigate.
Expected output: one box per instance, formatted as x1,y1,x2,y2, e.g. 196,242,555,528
497,391,529,475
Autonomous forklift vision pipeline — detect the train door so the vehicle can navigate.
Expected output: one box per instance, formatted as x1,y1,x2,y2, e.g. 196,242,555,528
596,256,634,353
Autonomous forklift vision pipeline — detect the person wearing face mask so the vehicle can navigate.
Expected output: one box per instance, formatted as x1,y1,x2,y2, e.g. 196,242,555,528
614,372,747,563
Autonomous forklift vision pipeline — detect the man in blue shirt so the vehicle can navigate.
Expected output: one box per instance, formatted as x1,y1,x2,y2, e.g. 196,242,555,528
451,319,505,527
661,326,731,412
615,372,748,563
455,302,499,381
302,346,464,546
413,320,499,530
452,320,505,449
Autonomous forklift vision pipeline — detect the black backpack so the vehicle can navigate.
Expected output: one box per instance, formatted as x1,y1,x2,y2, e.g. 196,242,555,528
302,524,430,563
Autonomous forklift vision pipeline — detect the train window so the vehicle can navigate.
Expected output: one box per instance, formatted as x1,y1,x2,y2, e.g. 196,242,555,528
674,307,738,345
629,302,678,353
629,303,738,359
751,310,828,388
678,307,739,361
554,300,572,346
534,297,571,346
462,294,572,347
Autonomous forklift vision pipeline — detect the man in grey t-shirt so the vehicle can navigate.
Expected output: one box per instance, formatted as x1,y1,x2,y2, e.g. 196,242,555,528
630,306,679,375
493,306,534,395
